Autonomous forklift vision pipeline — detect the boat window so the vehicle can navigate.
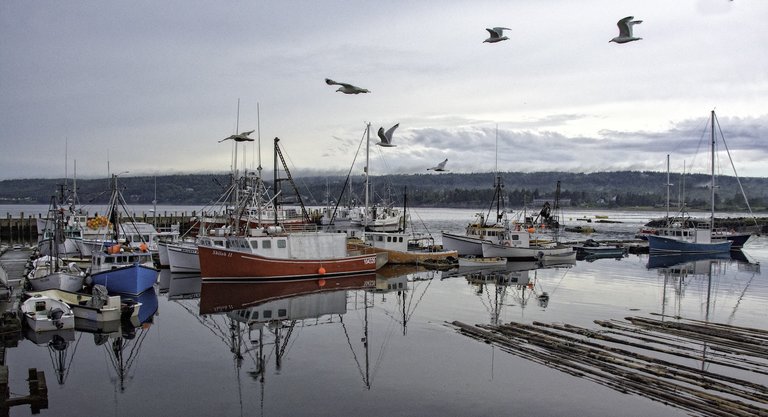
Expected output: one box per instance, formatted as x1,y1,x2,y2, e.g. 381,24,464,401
511,235,519,241
249,241,259,249
262,240,271,249
251,311,258,319
387,236,392,242
35,301,46,312
278,309,287,317
277,240,286,249
106,256,114,263
398,237,403,243
263,310,272,318
215,241,224,247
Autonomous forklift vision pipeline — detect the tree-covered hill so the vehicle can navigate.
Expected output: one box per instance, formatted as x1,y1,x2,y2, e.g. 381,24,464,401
1,171,766,211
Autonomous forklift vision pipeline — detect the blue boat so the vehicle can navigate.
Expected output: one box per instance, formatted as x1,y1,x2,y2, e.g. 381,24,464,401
90,261,159,295
646,233,732,254
647,111,734,256
87,174,160,295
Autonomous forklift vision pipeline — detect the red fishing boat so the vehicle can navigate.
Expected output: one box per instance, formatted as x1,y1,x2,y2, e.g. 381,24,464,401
198,231,388,281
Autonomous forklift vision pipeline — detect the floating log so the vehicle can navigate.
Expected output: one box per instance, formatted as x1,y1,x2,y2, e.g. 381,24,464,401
449,316,768,417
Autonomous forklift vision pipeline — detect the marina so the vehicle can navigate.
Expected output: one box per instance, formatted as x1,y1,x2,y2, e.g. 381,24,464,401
0,206,766,416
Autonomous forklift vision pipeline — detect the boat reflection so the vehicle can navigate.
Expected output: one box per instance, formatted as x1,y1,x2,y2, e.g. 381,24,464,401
442,260,561,322
23,328,76,385
647,250,762,324
167,273,201,300
195,266,432,399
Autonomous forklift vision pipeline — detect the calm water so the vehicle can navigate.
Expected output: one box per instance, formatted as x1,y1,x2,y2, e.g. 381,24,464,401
3,208,767,417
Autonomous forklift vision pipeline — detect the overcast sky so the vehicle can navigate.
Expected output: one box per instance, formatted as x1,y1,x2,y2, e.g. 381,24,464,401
1,1,766,181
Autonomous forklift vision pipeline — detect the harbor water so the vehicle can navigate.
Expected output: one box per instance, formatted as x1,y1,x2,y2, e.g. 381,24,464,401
2,206,766,416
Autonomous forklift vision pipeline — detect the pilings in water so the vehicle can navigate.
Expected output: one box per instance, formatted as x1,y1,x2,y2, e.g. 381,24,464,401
0,211,200,244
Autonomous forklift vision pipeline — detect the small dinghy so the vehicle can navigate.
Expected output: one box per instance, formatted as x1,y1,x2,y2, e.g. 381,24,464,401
21,294,75,332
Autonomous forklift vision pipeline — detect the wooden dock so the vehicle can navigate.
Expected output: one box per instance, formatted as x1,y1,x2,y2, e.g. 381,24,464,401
0,211,198,245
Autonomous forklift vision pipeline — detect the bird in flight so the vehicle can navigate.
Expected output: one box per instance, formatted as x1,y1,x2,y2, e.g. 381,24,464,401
427,159,449,172
219,130,255,143
484,27,510,43
377,124,399,147
609,16,643,44
325,78,370,94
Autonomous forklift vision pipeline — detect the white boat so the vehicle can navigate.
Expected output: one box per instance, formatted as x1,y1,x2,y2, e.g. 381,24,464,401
442,175,508,256
21,294,76,332
29,197,87,293
25,285,140,323
26,256,86,293
354,230,458,266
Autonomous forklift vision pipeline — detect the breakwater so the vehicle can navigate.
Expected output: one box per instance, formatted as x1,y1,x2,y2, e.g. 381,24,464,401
0,211,197,244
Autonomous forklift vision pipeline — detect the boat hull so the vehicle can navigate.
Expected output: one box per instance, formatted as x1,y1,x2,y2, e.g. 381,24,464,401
90,264,159,295
482,242,574,261
21,295,76,332
441,232,485,256
646,235,732,254
166,242,201,273
25,289,126,322
28,271,85,293
198,245,387,281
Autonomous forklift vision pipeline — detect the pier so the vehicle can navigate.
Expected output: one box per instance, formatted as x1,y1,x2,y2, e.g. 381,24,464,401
0,211,198,245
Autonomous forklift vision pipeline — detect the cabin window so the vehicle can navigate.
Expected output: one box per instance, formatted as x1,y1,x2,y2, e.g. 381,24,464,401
263,310,272,319
106,256,114,263
398,237,403,243
263,240,271,249
214,241,224,247
510,235,519,241
278,309,287,317
377,236,384,242
251,311,258,319
277,240,286,249
249,241,259,249
387,236,392,242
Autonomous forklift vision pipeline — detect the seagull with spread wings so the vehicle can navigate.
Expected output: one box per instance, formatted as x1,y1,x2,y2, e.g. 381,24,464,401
325,78,370,94
484,27,510,43
427,159,449,172
609,16,643,44
377,124,399,147
219,130,255,143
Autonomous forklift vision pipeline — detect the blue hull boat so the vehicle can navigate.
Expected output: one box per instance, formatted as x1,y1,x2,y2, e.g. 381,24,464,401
646,235,732,254
90,263,159,295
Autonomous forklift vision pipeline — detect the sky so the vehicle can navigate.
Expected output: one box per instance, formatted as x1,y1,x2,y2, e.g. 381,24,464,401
1,0,767,181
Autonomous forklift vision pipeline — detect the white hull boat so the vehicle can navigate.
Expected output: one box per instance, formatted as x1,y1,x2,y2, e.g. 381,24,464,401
21,294,76,332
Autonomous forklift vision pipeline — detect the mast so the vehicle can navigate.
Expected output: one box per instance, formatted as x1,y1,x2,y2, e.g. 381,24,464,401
666,154,671,227
710,110,716,230
364,123,371,229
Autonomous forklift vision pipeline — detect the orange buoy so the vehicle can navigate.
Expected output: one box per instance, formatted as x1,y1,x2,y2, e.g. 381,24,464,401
139,243,148,252
318,267,326,275
527,227,535,234
318,278,326,287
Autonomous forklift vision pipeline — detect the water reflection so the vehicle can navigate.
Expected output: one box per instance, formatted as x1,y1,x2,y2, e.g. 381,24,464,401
647,250,761,324
21,287,159,392
442,260,574,323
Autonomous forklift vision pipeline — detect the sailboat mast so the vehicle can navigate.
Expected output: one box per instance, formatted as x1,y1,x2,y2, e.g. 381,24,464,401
364,123,371,229
666,154,670,227
710,110,716,229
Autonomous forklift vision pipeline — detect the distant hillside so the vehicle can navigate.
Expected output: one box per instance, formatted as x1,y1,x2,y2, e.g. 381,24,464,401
1,171,766,211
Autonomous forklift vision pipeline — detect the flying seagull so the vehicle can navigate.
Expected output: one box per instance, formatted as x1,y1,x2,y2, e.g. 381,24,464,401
376,124,399,147
219,130,255,143
484,27,510,43
609,16,643,44
325,78,370,94
427,158,449,172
